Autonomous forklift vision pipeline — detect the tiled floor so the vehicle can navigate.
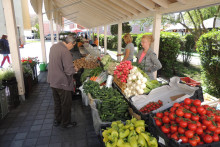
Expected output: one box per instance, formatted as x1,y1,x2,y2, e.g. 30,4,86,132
0,72,101,147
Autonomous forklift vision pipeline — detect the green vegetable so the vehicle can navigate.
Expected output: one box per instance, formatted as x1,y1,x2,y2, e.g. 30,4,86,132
129,136,138,147
119,129,130,139
138,134,147,147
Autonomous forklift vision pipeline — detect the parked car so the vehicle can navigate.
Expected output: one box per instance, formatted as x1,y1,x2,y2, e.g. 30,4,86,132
45,34,56,40
26,33,37,39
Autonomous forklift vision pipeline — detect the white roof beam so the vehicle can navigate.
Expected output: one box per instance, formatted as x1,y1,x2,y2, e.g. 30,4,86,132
91,0,126,18
152,0,171,8
109,0,140,16
81,1,118,21
122,0,149,14
177,0,187,4
100,0,133,17
135,0,156,11
86,0,122,20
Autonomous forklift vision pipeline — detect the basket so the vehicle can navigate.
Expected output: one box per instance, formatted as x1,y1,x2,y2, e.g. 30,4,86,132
113,75,126,93
180,77,201,86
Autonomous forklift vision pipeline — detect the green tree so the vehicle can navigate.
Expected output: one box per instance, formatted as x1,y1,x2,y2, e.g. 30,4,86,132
34,23,40,39
110,22,132,35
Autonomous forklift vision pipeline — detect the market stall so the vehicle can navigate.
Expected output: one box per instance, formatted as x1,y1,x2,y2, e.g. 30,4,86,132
76,53,219,147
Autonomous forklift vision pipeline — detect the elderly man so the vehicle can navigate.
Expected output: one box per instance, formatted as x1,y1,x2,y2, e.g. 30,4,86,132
47,34,78,128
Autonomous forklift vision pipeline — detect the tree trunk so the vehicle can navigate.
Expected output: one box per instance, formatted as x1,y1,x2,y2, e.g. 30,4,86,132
213,6,220,28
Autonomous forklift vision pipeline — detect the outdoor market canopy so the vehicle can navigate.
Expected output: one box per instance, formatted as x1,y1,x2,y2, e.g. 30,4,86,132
31,0,220,29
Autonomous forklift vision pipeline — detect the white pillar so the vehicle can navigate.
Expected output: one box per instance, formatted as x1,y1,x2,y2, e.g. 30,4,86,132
152,13,162,78
50,17,54,45
117,23,122,61
56,24,59,42
97,27,99,47
92,28,94,41
2,0,25,99
37,0,47,63
104,25,107,54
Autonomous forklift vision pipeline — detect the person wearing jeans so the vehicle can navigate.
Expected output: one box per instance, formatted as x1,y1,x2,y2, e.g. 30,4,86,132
0,35,10,68
47,34,78,128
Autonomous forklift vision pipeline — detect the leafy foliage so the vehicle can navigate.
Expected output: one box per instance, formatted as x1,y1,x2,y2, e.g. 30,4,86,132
0,68,15,81
181,34,195,66
158,32,181,77
110,22,132,35
197,30,220,97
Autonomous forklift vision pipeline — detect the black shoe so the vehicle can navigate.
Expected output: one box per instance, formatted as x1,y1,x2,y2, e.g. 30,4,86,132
62,122,77,128
53,120,61,127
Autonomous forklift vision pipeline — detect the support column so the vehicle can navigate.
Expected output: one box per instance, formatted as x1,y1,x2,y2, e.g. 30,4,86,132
56,24,59,42
117,22,122,61
92,28,94,41
104,25,107,54
2,0,25,99
37,0,47,63
50,17,54,45
152,13,162,78
97,27,99,47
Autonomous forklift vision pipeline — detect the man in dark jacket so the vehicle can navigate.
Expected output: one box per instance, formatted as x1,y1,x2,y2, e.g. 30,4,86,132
47,34,78,128
0,35,10,68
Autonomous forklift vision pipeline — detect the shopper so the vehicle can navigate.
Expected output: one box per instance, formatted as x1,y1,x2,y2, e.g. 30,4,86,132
117,33,134,62
136,35,162,80
47,34,78,128
91,36,98,47
0,35,10,68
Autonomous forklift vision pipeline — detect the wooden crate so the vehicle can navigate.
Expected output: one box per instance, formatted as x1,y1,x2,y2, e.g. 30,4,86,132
113,75,126,93
128,107,141,120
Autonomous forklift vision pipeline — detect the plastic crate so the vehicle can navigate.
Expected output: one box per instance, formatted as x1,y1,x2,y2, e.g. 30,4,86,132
180,77,201,86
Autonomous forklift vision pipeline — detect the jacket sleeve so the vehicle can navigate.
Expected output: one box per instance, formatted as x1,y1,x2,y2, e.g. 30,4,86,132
149,52,162,72
62,50,75,76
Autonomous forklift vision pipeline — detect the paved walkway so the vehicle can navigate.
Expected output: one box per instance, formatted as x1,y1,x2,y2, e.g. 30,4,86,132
0,72,101,147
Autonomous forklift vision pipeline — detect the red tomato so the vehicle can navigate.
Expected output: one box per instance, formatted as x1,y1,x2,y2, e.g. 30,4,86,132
191,115,199,121
212,134,219,142
206,110,213,115
203,134,213,143
198,141,204,145
171,126,178,133
176,109,184,117
188,123,197,131
184,113,192,119
185,130,194,138
197,106,205,114
215,128,220,134
170,121,176,125
180,121,188,128
162,116,170,124
208,125,217,132
169,113,176,120
156,112,163,118
176,117,182,123
196,127,203,135
193,99,201,106
164,111,169,116
184,105,190,110
161,126,170,134
190,106,197,114
173,103,180,108
208,113,216,121
155,119,162,126
178,127,185,134
189,139,197,146
202,120,212,126
184,98,192,105
171,133,179,141
215,115,220,122
170,107,176,112
194,136,201,143
179,136,188,143
217,122,220,128
196,122,202,127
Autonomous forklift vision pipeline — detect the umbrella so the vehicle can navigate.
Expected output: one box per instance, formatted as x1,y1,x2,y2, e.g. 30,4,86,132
71,29,82,33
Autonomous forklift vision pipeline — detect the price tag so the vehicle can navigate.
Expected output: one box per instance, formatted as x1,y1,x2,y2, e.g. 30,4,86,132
158,136,165,145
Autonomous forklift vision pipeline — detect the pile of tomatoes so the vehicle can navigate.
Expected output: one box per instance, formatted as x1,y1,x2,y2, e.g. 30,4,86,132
113,61,133,83
140,100,163,114
154,98,220,146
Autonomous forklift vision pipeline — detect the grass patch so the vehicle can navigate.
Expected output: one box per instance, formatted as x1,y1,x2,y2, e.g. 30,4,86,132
174,61,201,82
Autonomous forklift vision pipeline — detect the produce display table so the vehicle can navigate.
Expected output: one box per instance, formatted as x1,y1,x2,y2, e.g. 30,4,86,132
78,54,220,147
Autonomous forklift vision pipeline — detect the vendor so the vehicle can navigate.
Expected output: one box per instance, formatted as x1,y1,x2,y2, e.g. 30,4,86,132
137,35,162,80
117,33,134,62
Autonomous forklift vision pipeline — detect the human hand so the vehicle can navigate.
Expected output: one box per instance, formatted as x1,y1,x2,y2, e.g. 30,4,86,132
74,67,79,72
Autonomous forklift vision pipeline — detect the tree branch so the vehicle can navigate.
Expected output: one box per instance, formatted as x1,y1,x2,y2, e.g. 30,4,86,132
213,5,220,28
187,11,197,30
197,9,207,32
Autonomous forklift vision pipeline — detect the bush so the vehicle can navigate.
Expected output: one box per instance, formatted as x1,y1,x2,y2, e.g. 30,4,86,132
197,30,220,97
110,22,132,35
158,32,181,77
135,32,152,51
181,34,195,66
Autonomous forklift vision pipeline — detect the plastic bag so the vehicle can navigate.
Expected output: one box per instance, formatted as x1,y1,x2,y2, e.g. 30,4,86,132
79,86,89,106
